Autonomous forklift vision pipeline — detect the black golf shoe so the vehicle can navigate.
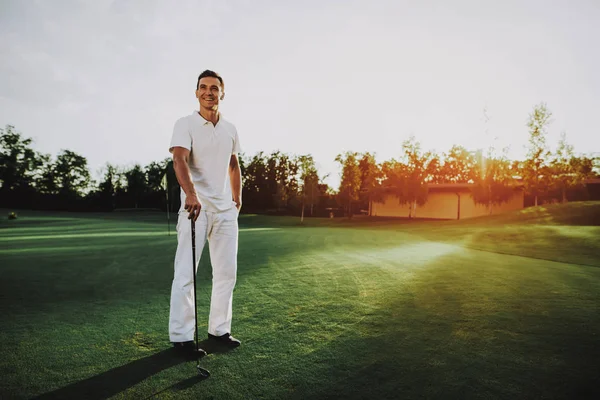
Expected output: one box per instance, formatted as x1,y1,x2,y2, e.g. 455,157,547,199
208,333,241,348
172,341,207,357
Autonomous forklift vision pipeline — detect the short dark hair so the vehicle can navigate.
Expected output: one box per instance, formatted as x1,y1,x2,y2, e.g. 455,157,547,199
196,70,224,91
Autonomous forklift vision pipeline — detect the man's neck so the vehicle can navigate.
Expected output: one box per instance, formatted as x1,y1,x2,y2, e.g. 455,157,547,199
199,108,220,125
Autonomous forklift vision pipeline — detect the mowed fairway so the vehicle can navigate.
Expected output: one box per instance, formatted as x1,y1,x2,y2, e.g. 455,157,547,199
1,203,599,399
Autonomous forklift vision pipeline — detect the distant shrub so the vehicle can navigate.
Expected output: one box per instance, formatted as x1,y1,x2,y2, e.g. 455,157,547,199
8,212,17,220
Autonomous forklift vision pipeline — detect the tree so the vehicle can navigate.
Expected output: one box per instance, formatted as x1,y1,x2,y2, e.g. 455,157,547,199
53,149,91,198
523,103,552,206
592,153,600,177
0,125,42,196
438,145,478,183
96,163,119,209
566,154,595,200
297,155,318,222
424,153,443,184
124,164,147,208
35,153,59,195
470,147,515,214
335,151,361,218
264,151,297,210
379,158,406,206
358,152,383,216
145,160,168,193
242,151,274,211
237,152,247,180
398,137,431,218
262,151,296,211
281,153,300,209
549,132,577,203
376,138,432,218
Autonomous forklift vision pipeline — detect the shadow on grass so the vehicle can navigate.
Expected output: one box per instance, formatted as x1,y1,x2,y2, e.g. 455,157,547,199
145,374,207,399
32,348,204,400
144,343,236,399
197,339,239,355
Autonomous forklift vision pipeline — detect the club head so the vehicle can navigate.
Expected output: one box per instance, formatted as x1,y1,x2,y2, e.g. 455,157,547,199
197,365,210,379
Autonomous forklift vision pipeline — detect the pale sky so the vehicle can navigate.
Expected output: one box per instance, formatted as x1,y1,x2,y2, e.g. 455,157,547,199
1,0,599,189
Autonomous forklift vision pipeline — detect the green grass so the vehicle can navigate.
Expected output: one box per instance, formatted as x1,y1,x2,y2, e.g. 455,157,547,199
1,203,599,399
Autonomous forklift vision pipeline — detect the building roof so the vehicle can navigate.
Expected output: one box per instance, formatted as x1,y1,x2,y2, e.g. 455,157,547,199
364,182,524,192
427,182,525,192
427,183,475,189
360,177,599,193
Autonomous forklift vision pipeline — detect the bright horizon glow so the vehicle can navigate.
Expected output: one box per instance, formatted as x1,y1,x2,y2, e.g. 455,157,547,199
1,0,599,190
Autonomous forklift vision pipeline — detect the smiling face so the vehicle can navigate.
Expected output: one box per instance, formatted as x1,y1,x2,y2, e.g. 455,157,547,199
196,76,223,111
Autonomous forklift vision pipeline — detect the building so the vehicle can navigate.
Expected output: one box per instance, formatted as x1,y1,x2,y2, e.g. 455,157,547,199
585,178,600,200
369,183,525,220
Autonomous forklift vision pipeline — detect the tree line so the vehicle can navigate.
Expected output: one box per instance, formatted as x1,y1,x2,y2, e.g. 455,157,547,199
1,103,598,217
337,103,597,218
0,125,336,215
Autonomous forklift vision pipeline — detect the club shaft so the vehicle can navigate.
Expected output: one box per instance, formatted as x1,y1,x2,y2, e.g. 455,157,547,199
191,218,199,356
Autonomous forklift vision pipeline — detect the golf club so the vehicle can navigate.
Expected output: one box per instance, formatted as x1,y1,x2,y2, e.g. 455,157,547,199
191,215,210,378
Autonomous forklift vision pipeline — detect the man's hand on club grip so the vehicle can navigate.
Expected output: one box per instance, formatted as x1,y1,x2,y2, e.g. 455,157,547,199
185,193,202,221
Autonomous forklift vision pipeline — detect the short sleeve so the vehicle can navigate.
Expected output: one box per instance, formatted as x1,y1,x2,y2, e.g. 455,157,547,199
232,127,241,154
169,118,191,153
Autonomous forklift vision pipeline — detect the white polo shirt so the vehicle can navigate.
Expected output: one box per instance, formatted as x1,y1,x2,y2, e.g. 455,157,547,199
169,110,242,213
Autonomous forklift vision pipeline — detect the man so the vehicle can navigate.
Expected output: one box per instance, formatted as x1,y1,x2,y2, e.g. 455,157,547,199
168,69,242,355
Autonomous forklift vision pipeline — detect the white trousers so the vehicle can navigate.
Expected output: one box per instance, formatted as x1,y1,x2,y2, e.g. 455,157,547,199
169,207,239,342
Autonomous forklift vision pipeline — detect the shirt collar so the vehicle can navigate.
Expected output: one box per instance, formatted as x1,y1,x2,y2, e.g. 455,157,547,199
193,110,223,126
